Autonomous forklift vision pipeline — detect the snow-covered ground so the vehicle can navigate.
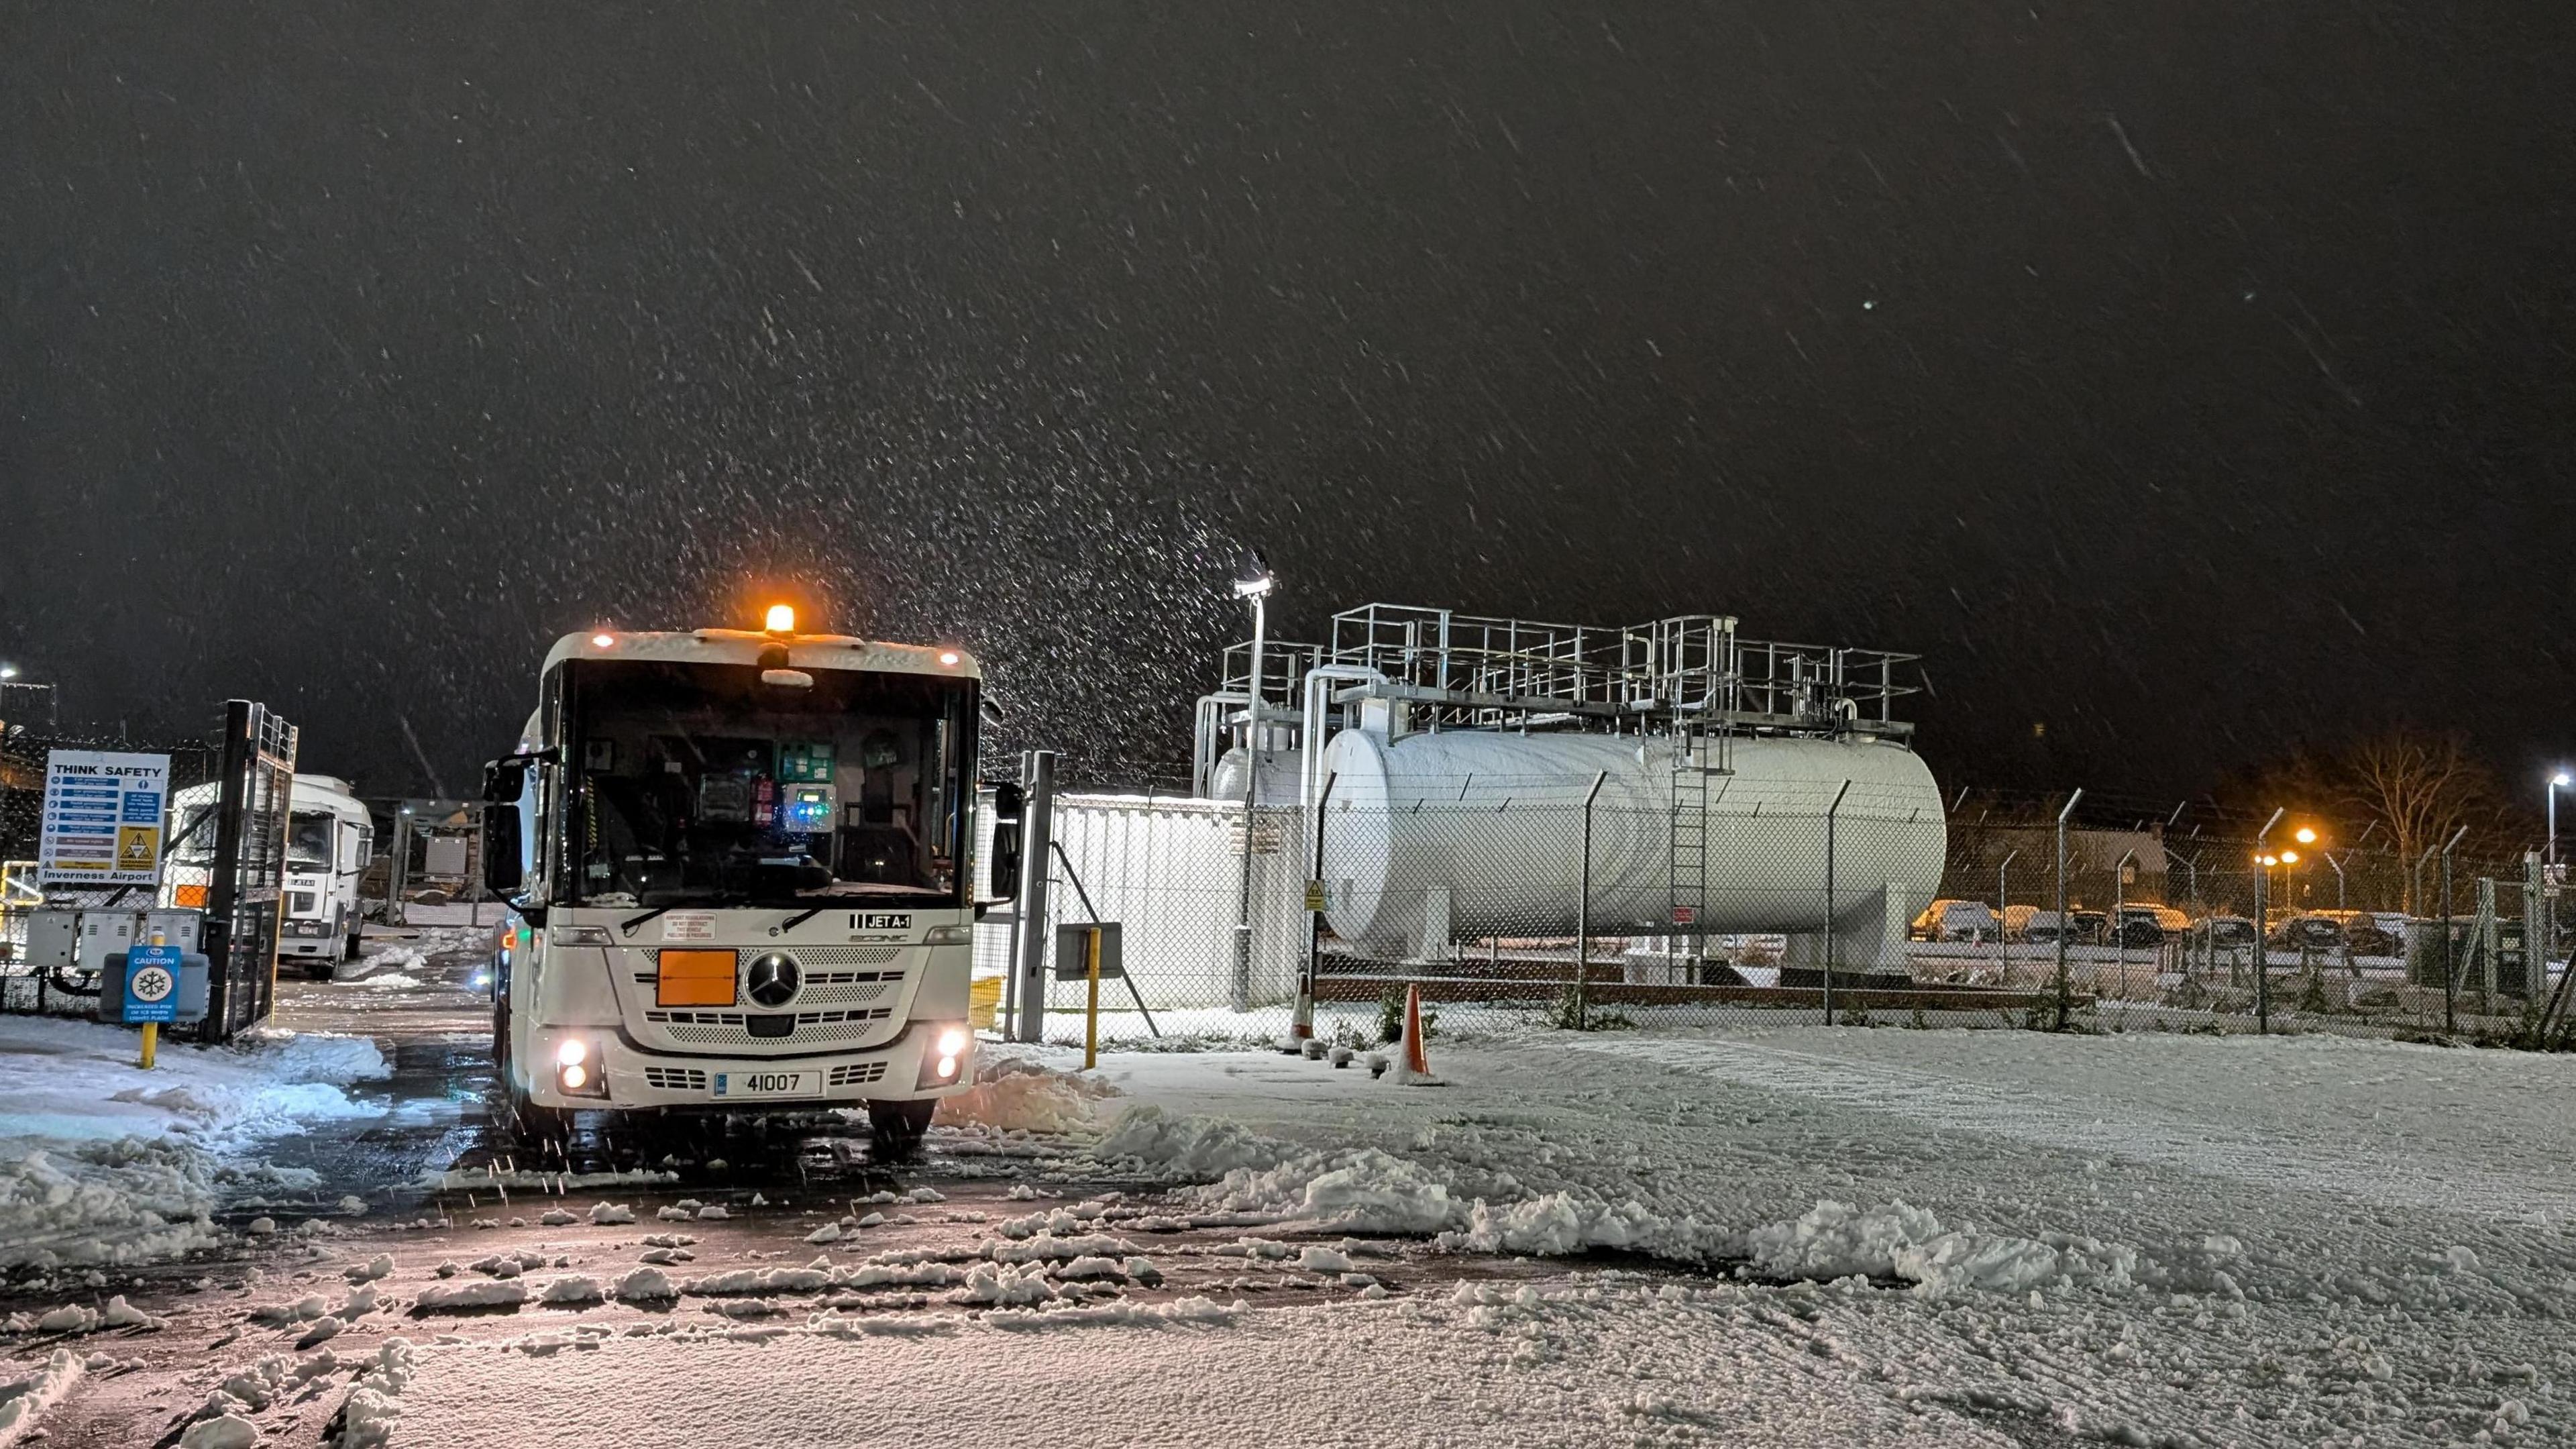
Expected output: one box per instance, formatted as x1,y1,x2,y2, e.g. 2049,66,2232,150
355,1026,2576,1446
0,1017,389,1270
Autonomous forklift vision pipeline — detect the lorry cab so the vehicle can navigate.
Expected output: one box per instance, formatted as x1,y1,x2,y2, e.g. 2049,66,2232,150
280,774,374,973
479,610,1020,1150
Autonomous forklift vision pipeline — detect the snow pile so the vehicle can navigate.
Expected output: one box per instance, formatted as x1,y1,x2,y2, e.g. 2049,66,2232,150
950,1262,1058,1307
0,1020,391,1269
806,1309,955,1338
328,1338,415,1448
0,1348,83,1447
1107,1106,1727,1260
537,1276,604,1305
588,1202,635,1226
936,1059,1118,1134
612,1268,677,1301
1440,1192,1725,1263
0,1138,220,1269
1742,1199,2141,1298
415,1279,527,1311
179,1412,260,1449
982,1295,1246,1331
1094,1105,1287,1178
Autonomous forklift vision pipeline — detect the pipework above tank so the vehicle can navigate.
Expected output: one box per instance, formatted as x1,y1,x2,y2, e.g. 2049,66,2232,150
1195,600,1926,800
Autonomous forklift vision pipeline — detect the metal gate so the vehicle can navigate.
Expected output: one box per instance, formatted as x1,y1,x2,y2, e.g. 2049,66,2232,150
197,700,299,1041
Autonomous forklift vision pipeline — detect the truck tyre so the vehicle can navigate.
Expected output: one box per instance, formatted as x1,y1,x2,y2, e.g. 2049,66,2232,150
344,926,364,963
867,1099,937,1154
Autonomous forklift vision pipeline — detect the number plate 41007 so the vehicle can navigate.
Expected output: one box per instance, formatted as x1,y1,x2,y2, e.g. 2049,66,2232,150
711,1071,815,1099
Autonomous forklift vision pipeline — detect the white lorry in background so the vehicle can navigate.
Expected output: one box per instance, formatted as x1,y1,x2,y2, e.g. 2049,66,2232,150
165,772,373,976
478,605,1022,1150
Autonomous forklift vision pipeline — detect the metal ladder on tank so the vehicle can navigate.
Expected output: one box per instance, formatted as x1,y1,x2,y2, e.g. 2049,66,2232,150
1666,718,1730,983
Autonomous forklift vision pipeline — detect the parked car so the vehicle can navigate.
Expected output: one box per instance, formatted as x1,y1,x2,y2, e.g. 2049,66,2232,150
2114,904,2188,948
2191,915,2258,950
2023,910,2109,946
2002,904,2039,940
1911,899,2000,943
2342,918,2403,957
2271,914,2346,951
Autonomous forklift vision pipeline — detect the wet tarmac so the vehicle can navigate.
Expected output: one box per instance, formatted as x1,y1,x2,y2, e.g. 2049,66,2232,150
1,924,1594,1448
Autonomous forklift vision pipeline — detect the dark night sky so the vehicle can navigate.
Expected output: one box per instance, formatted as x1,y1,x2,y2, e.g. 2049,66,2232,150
5,3,2572,802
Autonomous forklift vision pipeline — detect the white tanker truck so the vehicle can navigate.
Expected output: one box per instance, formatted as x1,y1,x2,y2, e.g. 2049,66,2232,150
477,605,1020,1149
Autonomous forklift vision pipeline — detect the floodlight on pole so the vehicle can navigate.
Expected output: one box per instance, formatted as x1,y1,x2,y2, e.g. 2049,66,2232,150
1230,550,1275,1015
2548,771,2572,868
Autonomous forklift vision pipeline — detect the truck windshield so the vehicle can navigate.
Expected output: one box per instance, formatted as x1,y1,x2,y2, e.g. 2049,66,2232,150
557,659,973,910
288,812,335,870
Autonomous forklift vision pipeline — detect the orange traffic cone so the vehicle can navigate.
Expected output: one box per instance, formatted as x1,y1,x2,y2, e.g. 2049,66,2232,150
1290,988,1315,1042
1397,983,1436,1083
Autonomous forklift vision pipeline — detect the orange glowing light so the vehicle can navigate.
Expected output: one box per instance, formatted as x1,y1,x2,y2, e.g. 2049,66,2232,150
764,604,796,633
590,632,614,649
938,650,961,667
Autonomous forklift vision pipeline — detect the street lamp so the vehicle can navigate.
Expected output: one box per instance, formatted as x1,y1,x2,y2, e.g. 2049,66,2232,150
1230,553,1275,1016
0,664,59,732
2548,772,2571,867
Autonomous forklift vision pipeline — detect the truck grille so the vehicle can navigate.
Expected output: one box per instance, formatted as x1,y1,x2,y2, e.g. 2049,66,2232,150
642,1067,708,1091
630,969,904,1006
827,1062,888,1088
642,1007,893,1046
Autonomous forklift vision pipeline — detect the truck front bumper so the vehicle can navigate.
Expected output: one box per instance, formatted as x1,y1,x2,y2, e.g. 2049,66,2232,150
524,1020,975,1112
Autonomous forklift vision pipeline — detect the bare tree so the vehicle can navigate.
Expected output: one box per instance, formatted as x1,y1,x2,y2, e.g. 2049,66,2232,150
2334,730,2503,912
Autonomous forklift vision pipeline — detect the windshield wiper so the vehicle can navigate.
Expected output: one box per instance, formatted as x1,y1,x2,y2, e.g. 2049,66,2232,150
778,908,826,932
619,905,676,938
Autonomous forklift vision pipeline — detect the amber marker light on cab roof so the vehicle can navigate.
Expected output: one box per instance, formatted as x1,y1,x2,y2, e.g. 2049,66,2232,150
765,603,796,633
938,650,961,666
590,632,615,649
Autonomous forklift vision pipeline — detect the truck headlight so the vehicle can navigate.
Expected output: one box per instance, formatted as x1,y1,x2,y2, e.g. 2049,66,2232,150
552,924,613,947
922,924,973,946
554,1038,606,1098
915,1023,971,1089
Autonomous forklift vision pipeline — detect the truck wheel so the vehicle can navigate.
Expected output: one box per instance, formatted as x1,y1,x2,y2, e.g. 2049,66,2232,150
866,1099,937,1154
344,927,364,963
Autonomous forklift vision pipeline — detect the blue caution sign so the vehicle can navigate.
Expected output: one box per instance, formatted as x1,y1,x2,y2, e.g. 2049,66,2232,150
125,945,183,1024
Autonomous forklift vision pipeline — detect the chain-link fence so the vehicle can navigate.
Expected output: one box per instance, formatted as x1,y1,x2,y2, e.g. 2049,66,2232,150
1,704,299,1040
1940,816,2566,1045
978,769,2573,1052
1,725,220,996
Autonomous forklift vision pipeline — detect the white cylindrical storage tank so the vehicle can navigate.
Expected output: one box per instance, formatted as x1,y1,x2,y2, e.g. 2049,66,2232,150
1208,745,1301,808
1320,729,1944,950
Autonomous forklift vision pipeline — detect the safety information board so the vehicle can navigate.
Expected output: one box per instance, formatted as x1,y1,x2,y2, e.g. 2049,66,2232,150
39,750,171,887
125,943,182,1024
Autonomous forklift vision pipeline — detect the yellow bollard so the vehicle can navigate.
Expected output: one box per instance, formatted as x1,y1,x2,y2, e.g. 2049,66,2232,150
138,927,166,1070
1083,927,1102,1071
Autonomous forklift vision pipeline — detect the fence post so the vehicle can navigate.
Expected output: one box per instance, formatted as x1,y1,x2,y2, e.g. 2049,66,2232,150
2252,807,2285,1034
1010,750,1056,1044
1996,848,2018,983
2053,789,2082,1030
1305,771,1335,1036
2439,825,2467,1035
1574,772,1606,1030
1823,780,1851,1027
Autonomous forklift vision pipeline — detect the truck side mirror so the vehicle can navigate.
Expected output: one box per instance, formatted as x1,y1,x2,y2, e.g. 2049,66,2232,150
480,758,528,898
987,782,1024,900
482,804,524,898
